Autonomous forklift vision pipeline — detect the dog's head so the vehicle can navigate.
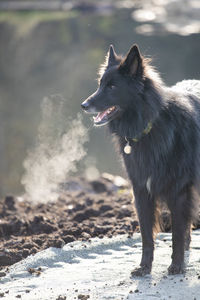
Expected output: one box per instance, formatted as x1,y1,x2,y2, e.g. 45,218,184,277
81,44,150,126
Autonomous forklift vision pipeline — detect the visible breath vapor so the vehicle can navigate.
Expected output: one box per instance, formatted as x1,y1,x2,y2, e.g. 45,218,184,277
21,95,88,202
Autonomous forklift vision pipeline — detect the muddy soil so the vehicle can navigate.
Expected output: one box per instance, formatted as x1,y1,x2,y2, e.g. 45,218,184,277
0,173,194,270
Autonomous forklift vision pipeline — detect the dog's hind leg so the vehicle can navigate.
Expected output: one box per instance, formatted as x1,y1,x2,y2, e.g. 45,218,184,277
167,184,192,275
131,188,155,276
184,222,191,251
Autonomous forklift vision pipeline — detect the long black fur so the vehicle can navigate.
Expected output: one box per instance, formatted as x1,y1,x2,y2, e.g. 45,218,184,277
81,44,200,276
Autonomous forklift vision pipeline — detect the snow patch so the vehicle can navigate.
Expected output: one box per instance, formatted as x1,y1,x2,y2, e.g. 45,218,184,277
1,232,200,299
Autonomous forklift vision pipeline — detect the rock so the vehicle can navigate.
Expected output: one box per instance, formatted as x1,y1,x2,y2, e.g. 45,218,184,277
131,220,139,230
73,208,99,222
23,243,34,250
74,203,86,212
62,235,75,243
29,218,57,234
22,249,30,258
33,216,44,223
93,225,112,235
33,238,43,246
30,248,37,254
85,198,93,206
0,251,21,266
81,232,91,239
103,212,115,218
56,296,66,300
4,196,16,210
62,228,81,237
99,204,112,213
47,238,64,248
117,209,131,219
90,181,107,193
0,222,13,237
0,271,6,277
78,295,90,300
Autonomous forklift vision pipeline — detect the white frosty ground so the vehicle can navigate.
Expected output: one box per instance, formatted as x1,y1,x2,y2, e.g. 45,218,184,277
1,231,200,300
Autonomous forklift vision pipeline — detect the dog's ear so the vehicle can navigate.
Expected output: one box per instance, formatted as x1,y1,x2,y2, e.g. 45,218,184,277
119,44,142,76
108,45,118,66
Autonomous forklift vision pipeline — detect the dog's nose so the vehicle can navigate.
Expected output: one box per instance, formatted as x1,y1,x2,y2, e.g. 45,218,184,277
81,101,90,111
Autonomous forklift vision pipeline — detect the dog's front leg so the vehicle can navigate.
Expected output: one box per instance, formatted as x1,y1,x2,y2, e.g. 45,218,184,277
131,187,155,276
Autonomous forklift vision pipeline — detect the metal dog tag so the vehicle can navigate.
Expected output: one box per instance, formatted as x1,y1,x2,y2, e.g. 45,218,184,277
124,142,132,154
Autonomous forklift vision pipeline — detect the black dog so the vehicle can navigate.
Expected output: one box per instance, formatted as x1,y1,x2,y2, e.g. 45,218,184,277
81,44,200,276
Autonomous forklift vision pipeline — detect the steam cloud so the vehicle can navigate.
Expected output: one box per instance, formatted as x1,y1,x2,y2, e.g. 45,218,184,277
21,95,88,202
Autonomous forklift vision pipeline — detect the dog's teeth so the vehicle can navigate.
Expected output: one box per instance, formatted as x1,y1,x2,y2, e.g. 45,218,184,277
107,106,115,114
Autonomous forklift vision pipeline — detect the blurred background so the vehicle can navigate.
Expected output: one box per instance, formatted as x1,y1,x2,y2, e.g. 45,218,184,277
0,0,200,197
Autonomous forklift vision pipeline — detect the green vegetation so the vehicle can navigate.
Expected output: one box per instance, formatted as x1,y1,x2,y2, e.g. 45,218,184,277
0,11,77,36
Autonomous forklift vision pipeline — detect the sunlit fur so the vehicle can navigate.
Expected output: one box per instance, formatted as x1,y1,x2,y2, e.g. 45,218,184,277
98,51,122,84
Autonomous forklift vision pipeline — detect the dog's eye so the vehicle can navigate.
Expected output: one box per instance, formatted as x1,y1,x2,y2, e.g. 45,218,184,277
107,84,115,89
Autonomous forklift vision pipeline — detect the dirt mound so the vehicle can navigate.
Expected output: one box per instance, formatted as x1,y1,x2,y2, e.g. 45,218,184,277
0,174,139,268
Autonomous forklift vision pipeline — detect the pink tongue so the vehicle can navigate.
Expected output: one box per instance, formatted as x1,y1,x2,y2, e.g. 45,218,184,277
95,109,109,122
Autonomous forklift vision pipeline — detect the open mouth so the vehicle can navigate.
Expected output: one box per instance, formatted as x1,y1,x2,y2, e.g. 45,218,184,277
93,105,121,126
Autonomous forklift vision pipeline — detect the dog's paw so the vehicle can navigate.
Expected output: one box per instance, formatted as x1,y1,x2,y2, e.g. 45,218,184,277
168,263,185,275
131,265,151,277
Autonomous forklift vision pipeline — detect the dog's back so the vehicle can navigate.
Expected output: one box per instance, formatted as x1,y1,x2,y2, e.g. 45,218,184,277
171,79,200,198
173,80,200,98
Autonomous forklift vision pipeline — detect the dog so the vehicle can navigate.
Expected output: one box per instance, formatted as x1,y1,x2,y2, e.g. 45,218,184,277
81,44,200,276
